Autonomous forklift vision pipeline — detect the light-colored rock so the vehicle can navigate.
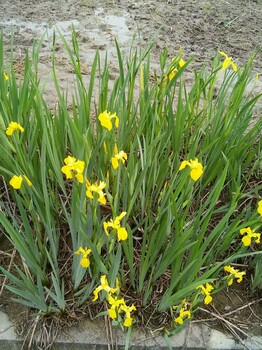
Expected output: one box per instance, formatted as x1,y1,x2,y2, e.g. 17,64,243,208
185,324,206,348
243,336,262,350
0,311,17,341
1,310,262,349
206,328,242,349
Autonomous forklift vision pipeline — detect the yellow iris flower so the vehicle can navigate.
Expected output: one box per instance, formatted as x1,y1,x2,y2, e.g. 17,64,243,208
173,299,191,325
257,200,262,216
197,283,214,305
107,295,125,319
224,265,246,286
168,47,185,80
6,122,24,136
174,308,191,325
61,155,85,183
86,179,107,205
111,144,128,169
93,275,119,302
103,212,128,241
218,51,238,72
9,175,32,189
240,227,260,247
179,158,203,181
93,275,136,327
119,303,136,327
98,110,119,131
75,247,92,268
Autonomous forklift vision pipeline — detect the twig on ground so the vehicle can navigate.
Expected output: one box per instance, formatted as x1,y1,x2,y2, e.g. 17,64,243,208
198,307,262,349
223,298,262,317
23,314,41,350
104,309,114,350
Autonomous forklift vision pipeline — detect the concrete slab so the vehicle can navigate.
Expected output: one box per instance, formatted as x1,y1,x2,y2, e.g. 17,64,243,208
0,310,261,349
0,311,18,341
205,328,242,350
242,336,262,350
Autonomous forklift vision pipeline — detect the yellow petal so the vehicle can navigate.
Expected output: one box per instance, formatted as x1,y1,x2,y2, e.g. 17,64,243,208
257,201,262,216
222,57,231,69
82,248,92,258
218,50,227,57
103,221,111,236
100,275,109,288
93,286,102,301
190,166,203,181
100,118,112,131
124,317,133,327
204,295,213,305
114,115,119,128
116,211,127,222
109,286,119,294
6,127,14,136
242,235,251,247
73,160,85,174
117,227,128,241
98,111,112,131
240,227,250,235
119,151,127,163
75,247,85,255
180,309,191,319
236,272,245,283
111,157,119,169
228,278,233,286
205,283,214,293
174,316,184,325
64,155,77,165
86,190,94,199
108,294,115,305
98,195,106,205
98,181,107,190
103,141,107,153
61,165,73,179
114,143,118,154
75,173,84,183
108,308,117,319
23,175,32,186
179,58,185,67
179,160,190,171
80,257,90,268
168,68,177,81
9,175,23,189
231,62,238,72
224,265,234,274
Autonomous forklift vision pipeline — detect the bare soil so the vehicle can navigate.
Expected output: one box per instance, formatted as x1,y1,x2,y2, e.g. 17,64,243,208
0,0,261,65
0,0,262,107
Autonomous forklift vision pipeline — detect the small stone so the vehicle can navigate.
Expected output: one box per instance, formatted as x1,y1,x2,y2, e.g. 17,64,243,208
128,3,139,10
0,312,17,341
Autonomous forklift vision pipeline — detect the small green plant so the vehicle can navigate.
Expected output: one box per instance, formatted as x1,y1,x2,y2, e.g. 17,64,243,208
0,28,261,346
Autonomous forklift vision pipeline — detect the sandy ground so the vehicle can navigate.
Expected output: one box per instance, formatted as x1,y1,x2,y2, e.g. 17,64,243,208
0,0,261,107
0,0,261,62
